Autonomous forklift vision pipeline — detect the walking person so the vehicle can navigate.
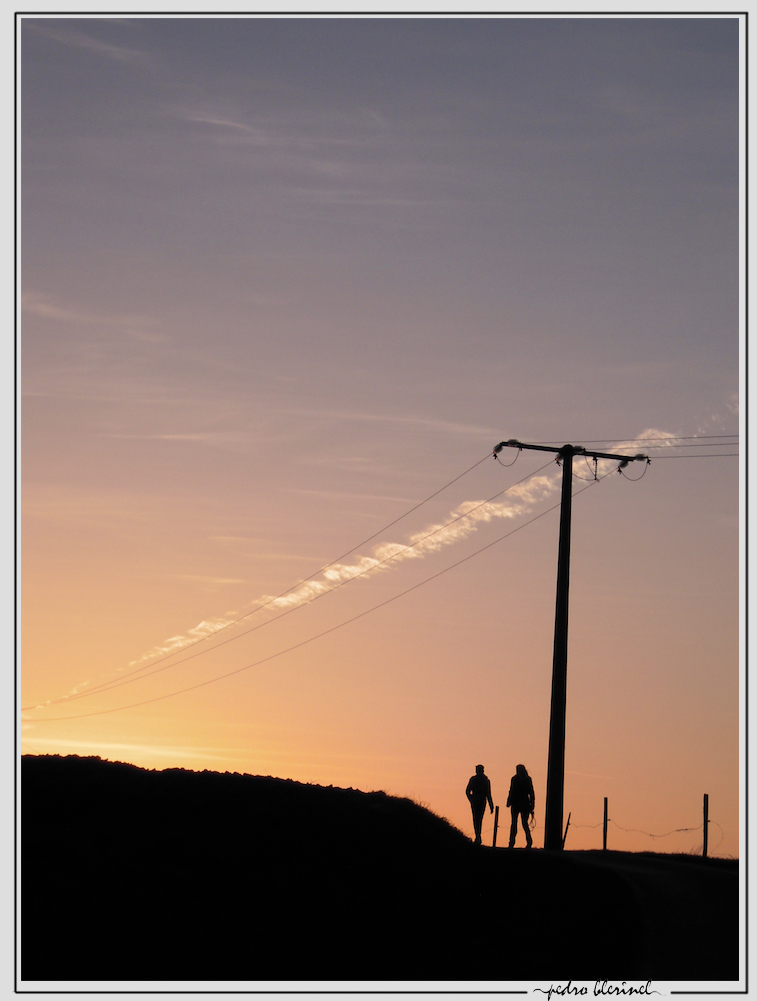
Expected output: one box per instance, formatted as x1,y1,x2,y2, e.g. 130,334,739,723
465,764,494,846
507,764,535,848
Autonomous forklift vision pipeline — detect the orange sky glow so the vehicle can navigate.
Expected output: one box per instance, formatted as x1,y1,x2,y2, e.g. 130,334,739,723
20,15,742,863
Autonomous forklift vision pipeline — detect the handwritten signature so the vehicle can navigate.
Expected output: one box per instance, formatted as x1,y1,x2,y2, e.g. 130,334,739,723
535,981,662,1000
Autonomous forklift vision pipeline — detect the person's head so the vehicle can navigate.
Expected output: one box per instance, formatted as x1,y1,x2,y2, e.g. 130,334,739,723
475,764,484,775
516,764,528,777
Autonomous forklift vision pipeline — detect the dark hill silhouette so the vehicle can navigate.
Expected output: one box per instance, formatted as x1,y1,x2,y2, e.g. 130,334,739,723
22,755,737,982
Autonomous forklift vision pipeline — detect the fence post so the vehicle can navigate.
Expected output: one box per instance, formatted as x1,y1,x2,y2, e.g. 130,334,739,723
492,805,499,848
603,796,608,851
703,794,709,858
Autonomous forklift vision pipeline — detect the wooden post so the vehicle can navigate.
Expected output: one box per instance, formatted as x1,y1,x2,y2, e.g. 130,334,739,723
562,811,571,848
703,794,709,858
603,797,608,851
492,805,500,848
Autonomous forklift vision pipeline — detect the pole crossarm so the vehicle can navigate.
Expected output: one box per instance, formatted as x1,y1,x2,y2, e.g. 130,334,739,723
493,439,649,467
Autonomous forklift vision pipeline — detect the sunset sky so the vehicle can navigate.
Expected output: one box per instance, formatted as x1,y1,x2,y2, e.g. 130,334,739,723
20,15,742,860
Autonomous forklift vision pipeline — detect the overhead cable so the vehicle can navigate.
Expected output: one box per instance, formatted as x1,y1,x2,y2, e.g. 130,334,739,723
22,450,495,711
27,457,556,708
23,469,613,722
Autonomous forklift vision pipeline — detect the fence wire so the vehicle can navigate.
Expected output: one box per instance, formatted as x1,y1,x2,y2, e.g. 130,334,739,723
474,809,729,856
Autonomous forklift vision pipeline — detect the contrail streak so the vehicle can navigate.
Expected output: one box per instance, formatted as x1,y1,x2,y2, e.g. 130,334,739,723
121,431,665,666
24,431,665,712
263,474,559,611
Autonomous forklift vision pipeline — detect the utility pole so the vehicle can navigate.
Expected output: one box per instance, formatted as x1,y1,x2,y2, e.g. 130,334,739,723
493,439,649,850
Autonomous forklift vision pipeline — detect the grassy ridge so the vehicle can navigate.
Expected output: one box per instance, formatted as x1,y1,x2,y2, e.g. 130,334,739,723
22,755,737,982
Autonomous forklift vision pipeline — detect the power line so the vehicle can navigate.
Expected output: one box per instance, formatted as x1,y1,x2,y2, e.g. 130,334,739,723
26,431,734,718
25,458,556,710
23,469,613,722
26,433,728,709
619,462,650,481
23,450,495,711
649,453,738,459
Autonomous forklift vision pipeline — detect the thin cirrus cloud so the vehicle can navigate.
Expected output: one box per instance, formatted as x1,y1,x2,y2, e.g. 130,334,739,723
183,107,380,151
278,409,496,438
289,489,419,503
178,106,420,189
20,737,232,761
185,114,276,146
98,432,230,441
22,20,147,64
22,488,157,526
169,575,247,585
22,292,162,342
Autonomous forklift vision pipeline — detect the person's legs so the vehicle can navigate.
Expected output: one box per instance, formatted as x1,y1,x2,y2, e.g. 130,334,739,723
472,803,484,844
521,809,532,848
509,807,518,847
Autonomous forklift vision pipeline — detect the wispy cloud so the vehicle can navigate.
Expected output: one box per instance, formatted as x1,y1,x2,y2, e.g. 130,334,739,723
23,20,146,64
18,737,231,761
169,575,246,585
22,292,162,341
186,114,274,144
22,488,156,526
290,188,451,208
98,432,230,442
692,396,740,435
289,489,419,502
181,107,372,152
277,408,496,438
176,102,458,191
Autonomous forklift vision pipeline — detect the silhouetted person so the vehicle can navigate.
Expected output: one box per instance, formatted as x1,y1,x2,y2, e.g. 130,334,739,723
507,764,535,848
466,764,493,846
